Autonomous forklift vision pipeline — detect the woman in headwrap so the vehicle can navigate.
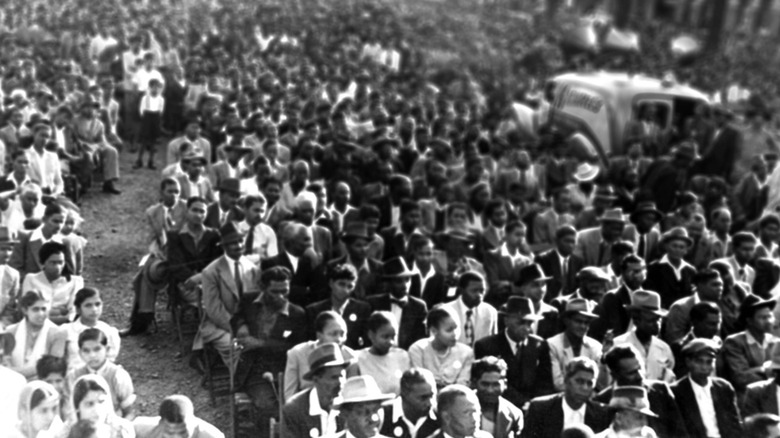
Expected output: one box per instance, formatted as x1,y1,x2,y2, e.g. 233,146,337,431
7,290,67,379
11,380,64,438
60,374,134,438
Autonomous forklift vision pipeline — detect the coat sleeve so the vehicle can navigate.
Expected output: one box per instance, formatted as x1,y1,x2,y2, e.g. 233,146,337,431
284,349,301,402
742,384,763,419
534,341,555,397
201,266,232,333
520,400,543,438
663,302,689,345
548,339,565,391
723,335,766,391
167,232,194,282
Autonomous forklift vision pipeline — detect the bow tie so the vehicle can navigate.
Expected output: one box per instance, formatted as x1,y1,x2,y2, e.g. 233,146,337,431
390,297,408,308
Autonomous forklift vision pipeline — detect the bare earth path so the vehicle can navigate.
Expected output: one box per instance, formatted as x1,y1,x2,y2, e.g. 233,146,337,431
79,150,228,430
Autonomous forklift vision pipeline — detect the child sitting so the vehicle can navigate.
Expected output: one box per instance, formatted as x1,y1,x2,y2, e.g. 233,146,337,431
355,311,411,394
65,374,134,437
37,355,74,423
67,328,135,419
409,307,473,389
62,288,120,372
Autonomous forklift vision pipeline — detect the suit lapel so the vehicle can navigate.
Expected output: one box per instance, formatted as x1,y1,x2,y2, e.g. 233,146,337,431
682,378,707,437
218,257,239,298
30,239,43,270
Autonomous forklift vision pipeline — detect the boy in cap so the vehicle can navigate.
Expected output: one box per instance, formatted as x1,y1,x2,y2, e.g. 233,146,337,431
671,338,742,438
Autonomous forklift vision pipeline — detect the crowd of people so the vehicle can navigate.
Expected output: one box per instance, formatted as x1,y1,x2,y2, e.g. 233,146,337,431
5,0,780,438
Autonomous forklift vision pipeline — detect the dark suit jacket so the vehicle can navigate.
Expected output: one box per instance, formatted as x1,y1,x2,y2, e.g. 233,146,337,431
641,158,690,213
305,298,372,349
590,285,633,342
521,393,610,438
380,226,420,264
534,249,582,303
474,333,554,407
410,269,449,310
594,380,688,438
365,293,427,350
9,231,77,278
262,252,318,308
696,125,742,182
204,203,245,229
281,388,344,438
671,376,742,438
643,259,696,309
371,195,395,230
166,227,223,284
744,379,780,418
378,404,438,438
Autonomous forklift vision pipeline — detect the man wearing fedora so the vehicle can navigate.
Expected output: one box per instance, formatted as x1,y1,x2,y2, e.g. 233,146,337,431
167,116,212,166
613,290,675,383
378,368,438,438
324,375,395,438
534,225,583,302
282,342,351,438
470,356,524,438
194,221,260,365
596,345,687,438
123,177,187,336
508,263,559,339
474,296,553,409
548,298,605,391
574,185,617,231
380,199,426,265
672,338,742,438
523,357,610,438
643,227,696,309
623,201,663,263
313,221,383,302
723,294,778,396
175,150,216,203
432,228,485,284
204,177,245,229
744,342,780,418
209,137,252,189
366,257,427,350
594,386,658,438
552,267,611,316
531,187,575,253
574,208,627,268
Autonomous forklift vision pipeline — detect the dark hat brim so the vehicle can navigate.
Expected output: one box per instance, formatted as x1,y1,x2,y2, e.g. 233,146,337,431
661,235,693,246
625,304,668,317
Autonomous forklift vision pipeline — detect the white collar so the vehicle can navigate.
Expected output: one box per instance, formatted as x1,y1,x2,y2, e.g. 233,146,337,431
562,397,587,416
347,254,370,273
505,331,526,352
690,376,712,392
308,387,328,416
30,227,62,243
411,262,435,281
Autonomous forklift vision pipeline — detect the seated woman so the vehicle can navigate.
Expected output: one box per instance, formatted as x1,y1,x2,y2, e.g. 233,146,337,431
60,374,135,438
7,290,67,379
62,288,120,372
355,311,411,394
21,242,84,324
409,307,473,389
283,310,359,401
10,380,65,438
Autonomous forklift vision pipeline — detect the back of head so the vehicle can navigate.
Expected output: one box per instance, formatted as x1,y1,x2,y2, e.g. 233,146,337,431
159,395,194,423
561,424,595,438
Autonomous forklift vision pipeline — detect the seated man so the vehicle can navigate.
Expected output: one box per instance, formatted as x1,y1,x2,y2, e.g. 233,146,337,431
132,395,224,438
281,343,351,438
237,194,278,264
664,268,724,345
0,182,45,236
442,271,497,347
330,376,395,438
194,222,260,365
0,226,20,327
175,151,215,203
166,197,222,307
71,97,121,194
262,222,320,308
232,266,305,432
379,368,439,438
483,219,532,299
204,178,245,229
548,299,604,391
744,343,780,418
522,357,611,438
434,384,493,438
123,178,187,336
471,356,524,438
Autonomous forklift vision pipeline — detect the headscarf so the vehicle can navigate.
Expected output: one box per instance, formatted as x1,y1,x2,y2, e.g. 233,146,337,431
71,374,116,421
16,380,62,438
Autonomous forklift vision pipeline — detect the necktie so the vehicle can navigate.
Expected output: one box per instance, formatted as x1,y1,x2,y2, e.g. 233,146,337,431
244,225,255,255
464,309,474,346
561,257,569,292
220,211,227,226
234,260,244,298
597,242,608,266
516,341,524,362
390,297,408,308
638,234,646,260
739,268,746,282
164,208,174,230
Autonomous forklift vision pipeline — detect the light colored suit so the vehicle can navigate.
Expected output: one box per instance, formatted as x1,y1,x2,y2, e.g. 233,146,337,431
723,330,776,392
547,332,603,391
144,201,187,258
574,227,612,267
194,255,260,355
442,297,497,347
532,208,575,253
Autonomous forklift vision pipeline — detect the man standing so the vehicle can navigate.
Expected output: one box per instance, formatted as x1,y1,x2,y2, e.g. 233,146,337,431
723,294,778,395
471,356,524,438
195,222,260,365
167,116,212,166
474,296,553,409
532,188,575,253
282,343,351,438
622,201,663,262
548,299,603,391
442,271,497,347
591,254,646,342
595,345,688,438
522,357,610,438
510,264,559,339
613,290,676,383
671,339,742,438
534,225,583,302
379,368,438,438
262,223,319,308
366,257,427,350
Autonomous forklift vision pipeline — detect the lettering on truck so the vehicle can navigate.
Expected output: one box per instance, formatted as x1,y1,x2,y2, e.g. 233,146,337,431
555,84,604,114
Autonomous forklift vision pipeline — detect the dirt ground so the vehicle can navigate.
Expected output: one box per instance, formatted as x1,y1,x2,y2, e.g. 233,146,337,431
80,149,231,431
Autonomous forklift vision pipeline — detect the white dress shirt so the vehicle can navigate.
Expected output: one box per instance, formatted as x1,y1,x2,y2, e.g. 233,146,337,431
308,387,339,436
286,251,299,273
691,378,720,437
562,398,587,430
